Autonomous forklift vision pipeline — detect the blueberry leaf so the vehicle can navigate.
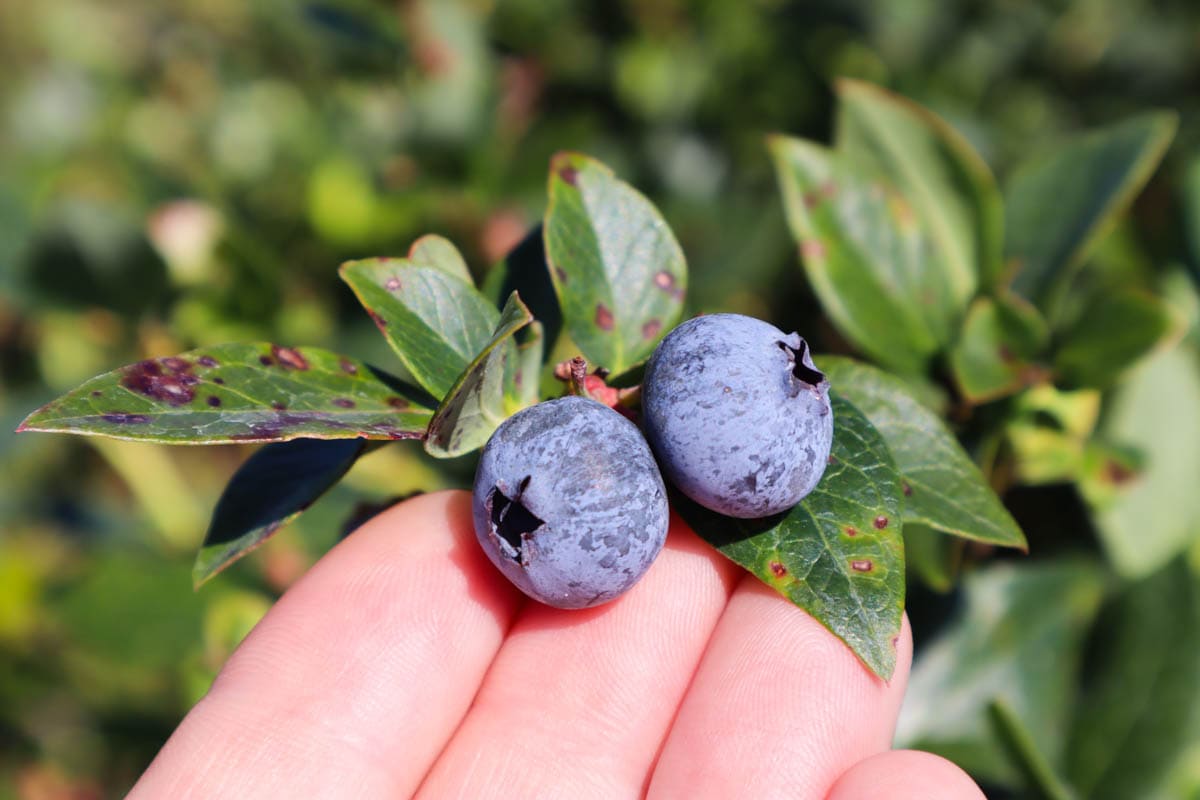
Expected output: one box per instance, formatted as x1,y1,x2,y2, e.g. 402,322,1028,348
543,151,686,375
16,343,433,444
835,78,1002,294
503,320,544,414
339,237,499,399
1066,558,1200,799
1087,343,1200,578
949,293,1050,403
1006,112,1177,309
896,560,1105,788
770,137,952,375
1054,289,1182,390
821,356,1027,550
193,438,368,587
678,394,905,680
424,291,533,458
406,233,474,283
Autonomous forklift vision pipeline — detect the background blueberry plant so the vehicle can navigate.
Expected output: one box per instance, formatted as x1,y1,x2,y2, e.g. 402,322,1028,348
4,1,1200,797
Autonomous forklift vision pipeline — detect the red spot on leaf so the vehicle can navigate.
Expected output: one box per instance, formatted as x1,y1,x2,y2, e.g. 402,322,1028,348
212,377,225,385
90,390,103,397
333,398,356,409
554,266,567,284
368,310,388,329
385,276,401,292
387,396,409,409
206,395,221,407
120,360,196,406
1105,460,1136,485
654,271,676,291
800,239,826,261
769,561,788,578
845,526,858,537
850,559,873,572
340,358,358,375
271,401,288,411
197,355,219,368
559,165,578,186
595,304,614,331
642,319,662,340
272,345,309,371
162,356,191,373
259,355,274,366
874,516,889,529
902,483,912,497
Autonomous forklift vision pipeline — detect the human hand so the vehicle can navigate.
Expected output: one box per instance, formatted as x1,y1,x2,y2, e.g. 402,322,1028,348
130,491,984,799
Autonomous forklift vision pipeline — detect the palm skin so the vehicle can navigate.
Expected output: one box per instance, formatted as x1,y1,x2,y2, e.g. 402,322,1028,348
130,491,983,799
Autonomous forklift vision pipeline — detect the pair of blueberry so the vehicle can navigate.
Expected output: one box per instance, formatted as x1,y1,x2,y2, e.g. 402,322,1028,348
472,314,835,609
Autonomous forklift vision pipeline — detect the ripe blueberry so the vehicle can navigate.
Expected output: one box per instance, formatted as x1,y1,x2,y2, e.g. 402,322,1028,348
641,313,833,518
472,395,669,609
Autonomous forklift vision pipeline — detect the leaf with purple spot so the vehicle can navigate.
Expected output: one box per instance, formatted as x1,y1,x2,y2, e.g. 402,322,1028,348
676,393,905,679
16,343,433,444
425,292,534,458
194,438,369,587
543,151,686,376
340,237,499,399
770,136,954,376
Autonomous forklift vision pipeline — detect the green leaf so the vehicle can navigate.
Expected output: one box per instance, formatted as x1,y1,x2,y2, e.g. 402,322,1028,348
503,320,544,414
821,356,1026,549
1067,558,1200,800
424,292,533,458
990,699,1079,800
895,560,1105,787
1006,112,1177,308
193,438,367,587
835,79,1003,294
339,238,499,399
904,522,962,593
1054,289,1182,389
407,233,473,283
677,394,905,680
16,343,433,444
769,137,951,376
1089,343,1200,578
949,293,1050,403
543,151,686,375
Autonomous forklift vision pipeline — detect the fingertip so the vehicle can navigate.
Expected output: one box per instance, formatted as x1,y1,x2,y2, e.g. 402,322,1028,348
827,750,986,800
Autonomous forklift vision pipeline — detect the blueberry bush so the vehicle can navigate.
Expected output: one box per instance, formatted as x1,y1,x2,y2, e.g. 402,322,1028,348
5,2,1200,796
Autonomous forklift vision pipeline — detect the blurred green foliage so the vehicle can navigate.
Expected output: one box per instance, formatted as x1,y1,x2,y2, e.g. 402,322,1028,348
4,0,1200,795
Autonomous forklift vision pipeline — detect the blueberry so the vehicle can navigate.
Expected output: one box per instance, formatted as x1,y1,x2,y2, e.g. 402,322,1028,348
472,395,669,609
641,313,833,518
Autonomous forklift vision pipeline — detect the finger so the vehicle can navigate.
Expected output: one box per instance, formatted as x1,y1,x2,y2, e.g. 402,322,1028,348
647,578,913,800
826,750,986,800
415,515,741,799
129,490,523,800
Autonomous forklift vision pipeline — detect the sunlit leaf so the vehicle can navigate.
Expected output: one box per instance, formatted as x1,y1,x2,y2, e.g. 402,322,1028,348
17,344,433,444
424,292,533,458
822,357,1026,549
340,240,499,399
1089,343,1200,578
193,438,368,587
836,78,1002,293
543,151,686,375
770,137,952,375
678,394,905,680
